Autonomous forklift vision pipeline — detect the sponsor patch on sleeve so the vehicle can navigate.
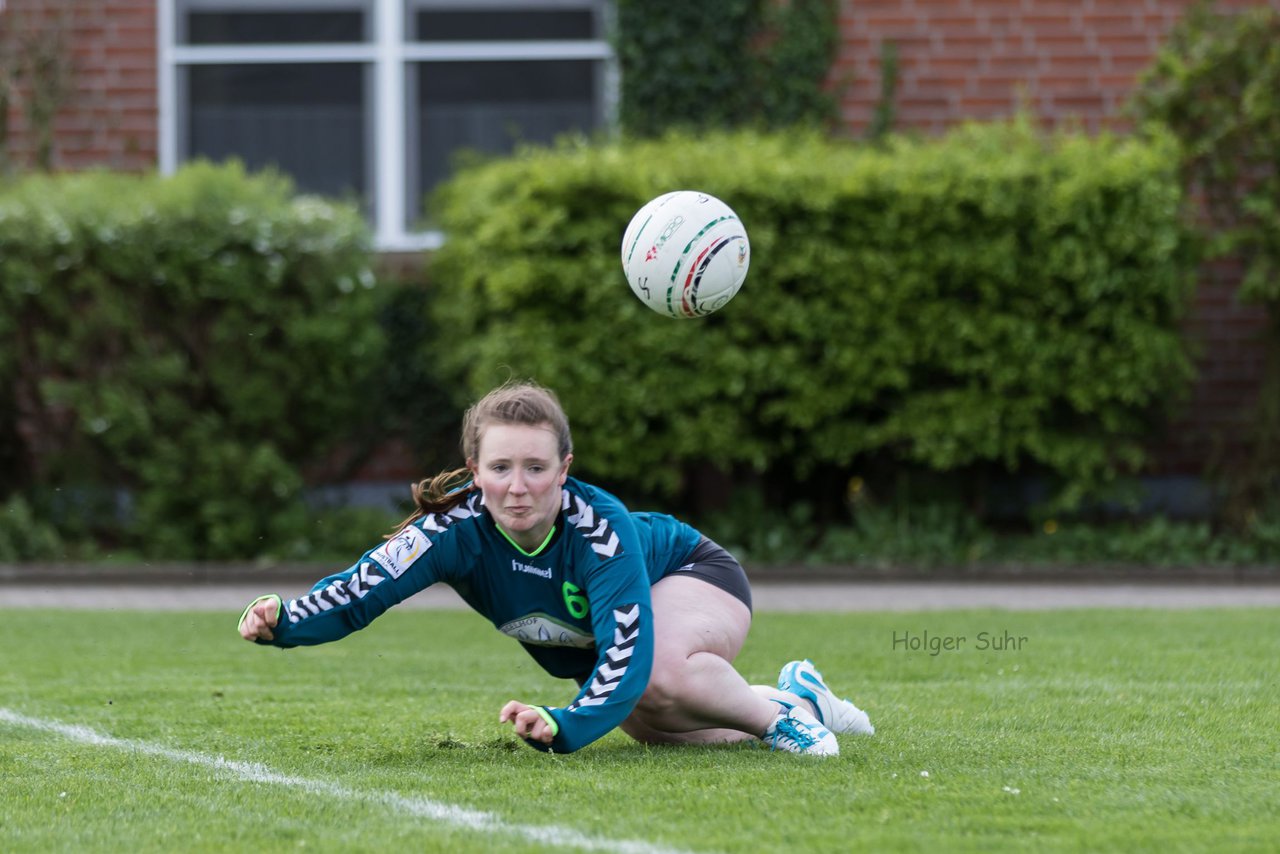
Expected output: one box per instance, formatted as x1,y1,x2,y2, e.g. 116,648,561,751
369,525,430,579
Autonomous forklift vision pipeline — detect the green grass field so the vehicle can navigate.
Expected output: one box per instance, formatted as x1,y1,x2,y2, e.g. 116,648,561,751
2,607,1276,852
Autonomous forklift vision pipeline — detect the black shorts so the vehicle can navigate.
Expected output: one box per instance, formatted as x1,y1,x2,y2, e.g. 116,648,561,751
665,537,753,613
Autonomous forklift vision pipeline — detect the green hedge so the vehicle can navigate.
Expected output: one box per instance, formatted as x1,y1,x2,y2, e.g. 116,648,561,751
0,162,382,558
429,124,1197,510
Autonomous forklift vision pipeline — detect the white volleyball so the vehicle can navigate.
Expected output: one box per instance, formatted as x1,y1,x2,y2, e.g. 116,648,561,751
620,190,750,318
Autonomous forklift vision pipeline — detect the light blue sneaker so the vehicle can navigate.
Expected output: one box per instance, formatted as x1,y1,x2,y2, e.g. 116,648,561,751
762,701,839,757
778,659,875,735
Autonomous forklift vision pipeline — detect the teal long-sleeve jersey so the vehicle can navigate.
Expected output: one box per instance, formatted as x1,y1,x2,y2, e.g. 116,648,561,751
260,477,702,754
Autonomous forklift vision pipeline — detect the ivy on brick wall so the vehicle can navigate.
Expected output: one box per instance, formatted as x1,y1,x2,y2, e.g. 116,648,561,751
614,0,840,136
1132,0,1280,523
0,0,76,174
1134,2,1280,304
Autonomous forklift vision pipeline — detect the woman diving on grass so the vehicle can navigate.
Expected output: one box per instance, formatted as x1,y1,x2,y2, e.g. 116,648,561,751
239,381,873,755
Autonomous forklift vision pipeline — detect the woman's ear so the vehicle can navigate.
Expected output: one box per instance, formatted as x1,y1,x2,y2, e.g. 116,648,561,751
559,453,574,484
466,458,477,476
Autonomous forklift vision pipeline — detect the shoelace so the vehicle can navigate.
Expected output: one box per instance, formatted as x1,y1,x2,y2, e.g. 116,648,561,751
771,715,817,751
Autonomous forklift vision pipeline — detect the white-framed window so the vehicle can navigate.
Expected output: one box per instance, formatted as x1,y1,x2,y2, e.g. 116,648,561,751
158,0,616,251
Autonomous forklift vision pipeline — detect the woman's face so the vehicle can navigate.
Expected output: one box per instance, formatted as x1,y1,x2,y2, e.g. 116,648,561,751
470,422,572,552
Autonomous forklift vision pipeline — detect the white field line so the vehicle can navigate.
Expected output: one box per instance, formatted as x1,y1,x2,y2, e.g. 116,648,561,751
0,708,693,854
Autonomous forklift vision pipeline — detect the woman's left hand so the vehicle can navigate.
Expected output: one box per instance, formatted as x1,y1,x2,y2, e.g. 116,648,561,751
499,700,555,744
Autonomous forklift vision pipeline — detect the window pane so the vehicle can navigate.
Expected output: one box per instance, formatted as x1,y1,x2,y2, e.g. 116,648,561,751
414,8,595,41
186,12,366,44
412,59,599,220
187,64,367,204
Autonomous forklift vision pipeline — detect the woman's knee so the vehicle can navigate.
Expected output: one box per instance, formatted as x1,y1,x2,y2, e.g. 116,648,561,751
633,658,686,719
634,647,735,715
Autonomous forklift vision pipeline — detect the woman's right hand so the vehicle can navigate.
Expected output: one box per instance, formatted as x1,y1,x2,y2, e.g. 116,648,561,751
499,700,557,745
238,594,281,641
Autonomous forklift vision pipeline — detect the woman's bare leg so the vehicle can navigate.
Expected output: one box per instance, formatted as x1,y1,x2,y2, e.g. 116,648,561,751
619,574,800,745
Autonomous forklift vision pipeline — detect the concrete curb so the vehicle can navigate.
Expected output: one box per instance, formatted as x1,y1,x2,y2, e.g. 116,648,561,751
5,580,1280,612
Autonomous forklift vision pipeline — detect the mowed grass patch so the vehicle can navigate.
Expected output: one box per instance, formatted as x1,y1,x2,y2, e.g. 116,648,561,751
1,607,1277,852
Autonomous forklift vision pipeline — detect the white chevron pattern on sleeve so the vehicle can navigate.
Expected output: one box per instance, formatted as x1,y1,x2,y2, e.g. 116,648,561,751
563,492,623,560
287,560,389,624
567,604,640,711
285,500,483,626
591,532,620,558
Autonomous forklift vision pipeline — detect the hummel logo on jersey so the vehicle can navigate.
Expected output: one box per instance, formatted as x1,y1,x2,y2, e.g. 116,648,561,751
562,492,622,559
511,560,551,579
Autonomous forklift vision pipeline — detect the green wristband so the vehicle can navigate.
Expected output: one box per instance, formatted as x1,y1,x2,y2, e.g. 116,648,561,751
532,706,560,738
238,593,282,632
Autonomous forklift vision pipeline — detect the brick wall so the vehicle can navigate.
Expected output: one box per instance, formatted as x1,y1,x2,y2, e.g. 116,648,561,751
838,0,1221,136
2,0,156,172
4,0,1278,480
